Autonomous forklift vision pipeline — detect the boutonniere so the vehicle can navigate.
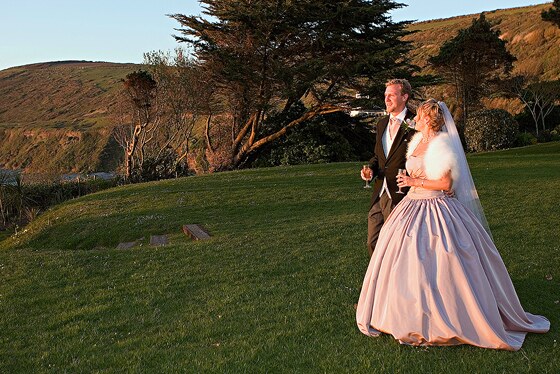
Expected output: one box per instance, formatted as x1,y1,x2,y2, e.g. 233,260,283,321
401,119,416,133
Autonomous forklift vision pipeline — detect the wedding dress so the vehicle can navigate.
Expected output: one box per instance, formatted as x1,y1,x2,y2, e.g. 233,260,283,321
355,115,550,350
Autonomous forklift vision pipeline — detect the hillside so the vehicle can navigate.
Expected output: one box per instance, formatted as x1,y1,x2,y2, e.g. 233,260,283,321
0,61,138,172
404,3,560,111
1,3,559,173
0,61,137,128
1,144,559,371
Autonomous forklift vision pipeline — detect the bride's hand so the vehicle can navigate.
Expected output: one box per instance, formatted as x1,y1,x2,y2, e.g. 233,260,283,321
397,174,413,187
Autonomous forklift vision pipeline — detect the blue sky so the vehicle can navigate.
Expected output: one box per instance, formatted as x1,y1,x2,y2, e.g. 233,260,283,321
0,1,552,71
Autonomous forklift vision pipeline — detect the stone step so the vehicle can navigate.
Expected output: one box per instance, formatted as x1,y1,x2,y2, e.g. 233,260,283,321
116,241,138,249
182,224,211,240
150,234,169,246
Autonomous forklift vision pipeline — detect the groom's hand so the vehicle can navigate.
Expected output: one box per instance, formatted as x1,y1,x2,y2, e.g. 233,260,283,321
360,167,373,181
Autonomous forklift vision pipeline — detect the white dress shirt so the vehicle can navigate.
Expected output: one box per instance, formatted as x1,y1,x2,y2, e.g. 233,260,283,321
379,108,407,198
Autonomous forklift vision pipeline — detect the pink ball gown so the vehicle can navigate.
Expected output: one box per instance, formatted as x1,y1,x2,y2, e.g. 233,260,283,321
355,153,550,350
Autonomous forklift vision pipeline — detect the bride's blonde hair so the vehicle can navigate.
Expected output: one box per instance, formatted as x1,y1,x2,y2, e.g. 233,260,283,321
419,99,445,132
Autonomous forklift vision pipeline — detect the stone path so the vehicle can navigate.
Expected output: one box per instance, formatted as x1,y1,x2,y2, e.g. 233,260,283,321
116,224,211,249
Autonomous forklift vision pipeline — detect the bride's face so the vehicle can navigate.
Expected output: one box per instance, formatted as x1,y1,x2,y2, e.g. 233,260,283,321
413,111,428,133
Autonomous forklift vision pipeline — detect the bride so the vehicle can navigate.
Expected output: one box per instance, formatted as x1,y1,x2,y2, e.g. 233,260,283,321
355,99,549,350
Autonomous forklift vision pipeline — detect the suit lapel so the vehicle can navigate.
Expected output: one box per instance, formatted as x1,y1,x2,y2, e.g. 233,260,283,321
386,110,414,163
377,116,389,162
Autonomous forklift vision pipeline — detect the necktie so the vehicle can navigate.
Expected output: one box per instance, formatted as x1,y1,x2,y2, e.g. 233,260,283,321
389,117,400,140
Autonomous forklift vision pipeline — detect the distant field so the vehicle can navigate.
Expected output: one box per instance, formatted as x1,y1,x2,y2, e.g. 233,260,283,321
1,142,558,372
0,61,137,129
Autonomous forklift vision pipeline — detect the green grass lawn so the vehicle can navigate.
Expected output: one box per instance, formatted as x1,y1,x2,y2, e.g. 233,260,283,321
1,143,559,372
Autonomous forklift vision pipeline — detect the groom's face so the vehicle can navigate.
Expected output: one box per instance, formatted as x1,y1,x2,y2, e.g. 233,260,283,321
384,84,408,115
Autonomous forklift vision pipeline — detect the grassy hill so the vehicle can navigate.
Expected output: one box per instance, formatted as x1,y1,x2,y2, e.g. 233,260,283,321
0,61,137,129
0,143,558,372
0,61,138,173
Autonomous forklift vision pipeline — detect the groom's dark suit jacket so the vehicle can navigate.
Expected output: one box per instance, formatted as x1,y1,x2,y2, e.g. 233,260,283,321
368,109,416,208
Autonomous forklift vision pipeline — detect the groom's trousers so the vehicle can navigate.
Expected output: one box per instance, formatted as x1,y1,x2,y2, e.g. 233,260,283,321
367,192,394,257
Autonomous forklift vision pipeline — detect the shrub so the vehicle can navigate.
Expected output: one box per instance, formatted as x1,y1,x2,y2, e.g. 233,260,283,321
537,130,553,143
465,109,519,152
536,127,560,143
551,125,560,141
515,132,538,147
128,147,190,182
0,174,119,228
513,106,560,136
513,110,537,133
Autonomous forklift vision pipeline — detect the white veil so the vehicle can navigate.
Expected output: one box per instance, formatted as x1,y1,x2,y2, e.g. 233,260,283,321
438,101,492,237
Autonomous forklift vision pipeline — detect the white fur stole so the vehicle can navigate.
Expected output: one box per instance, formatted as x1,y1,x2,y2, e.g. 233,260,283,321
406,132,459,186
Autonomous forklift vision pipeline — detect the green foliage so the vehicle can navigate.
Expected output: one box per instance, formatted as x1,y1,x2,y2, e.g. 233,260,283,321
121,70,157,126
551,125,560,141
0,175,118,228
170,0,416,167
253,122,353,167
251,104,373,167
1,144,559,371
515,132,538,147
465,109,519,152
542,0,560,27
510,80,560,136
123,70,157,110
524,81,560,133
428,14,516,122
128,148,190,182
514,107,540,133
537,127,560,143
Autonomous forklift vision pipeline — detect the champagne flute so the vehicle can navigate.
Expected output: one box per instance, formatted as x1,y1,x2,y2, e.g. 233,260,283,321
396,168,407,194
361,165,372,188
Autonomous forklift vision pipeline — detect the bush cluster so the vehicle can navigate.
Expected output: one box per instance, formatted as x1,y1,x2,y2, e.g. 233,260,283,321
128,147,190,183
551,125,560,141
513,106,560,136
465,109,519,152
537,126,560,143
515,132,538,147
0,175,119,229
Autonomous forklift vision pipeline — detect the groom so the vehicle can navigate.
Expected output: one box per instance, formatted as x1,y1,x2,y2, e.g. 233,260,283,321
362,78,416,256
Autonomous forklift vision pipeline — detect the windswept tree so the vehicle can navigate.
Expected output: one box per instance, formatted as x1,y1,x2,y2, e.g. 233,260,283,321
116,52,212,180
169,0,415,168
428,13,516,126
143,50,214,174
116,70,158,179
542,0,560,28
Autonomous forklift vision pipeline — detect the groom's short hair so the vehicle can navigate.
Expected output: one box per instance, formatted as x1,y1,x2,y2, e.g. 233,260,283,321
385,79,412,101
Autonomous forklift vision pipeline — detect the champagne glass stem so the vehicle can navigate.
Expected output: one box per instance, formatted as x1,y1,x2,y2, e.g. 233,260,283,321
396,168,406,194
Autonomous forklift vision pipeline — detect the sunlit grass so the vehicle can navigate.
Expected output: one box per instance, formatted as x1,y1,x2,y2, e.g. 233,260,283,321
1,142,559,372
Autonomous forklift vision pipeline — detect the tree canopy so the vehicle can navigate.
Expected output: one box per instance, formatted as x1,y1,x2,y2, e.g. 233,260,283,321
169,0,415,168
428,13,516,125
542,0,560,28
